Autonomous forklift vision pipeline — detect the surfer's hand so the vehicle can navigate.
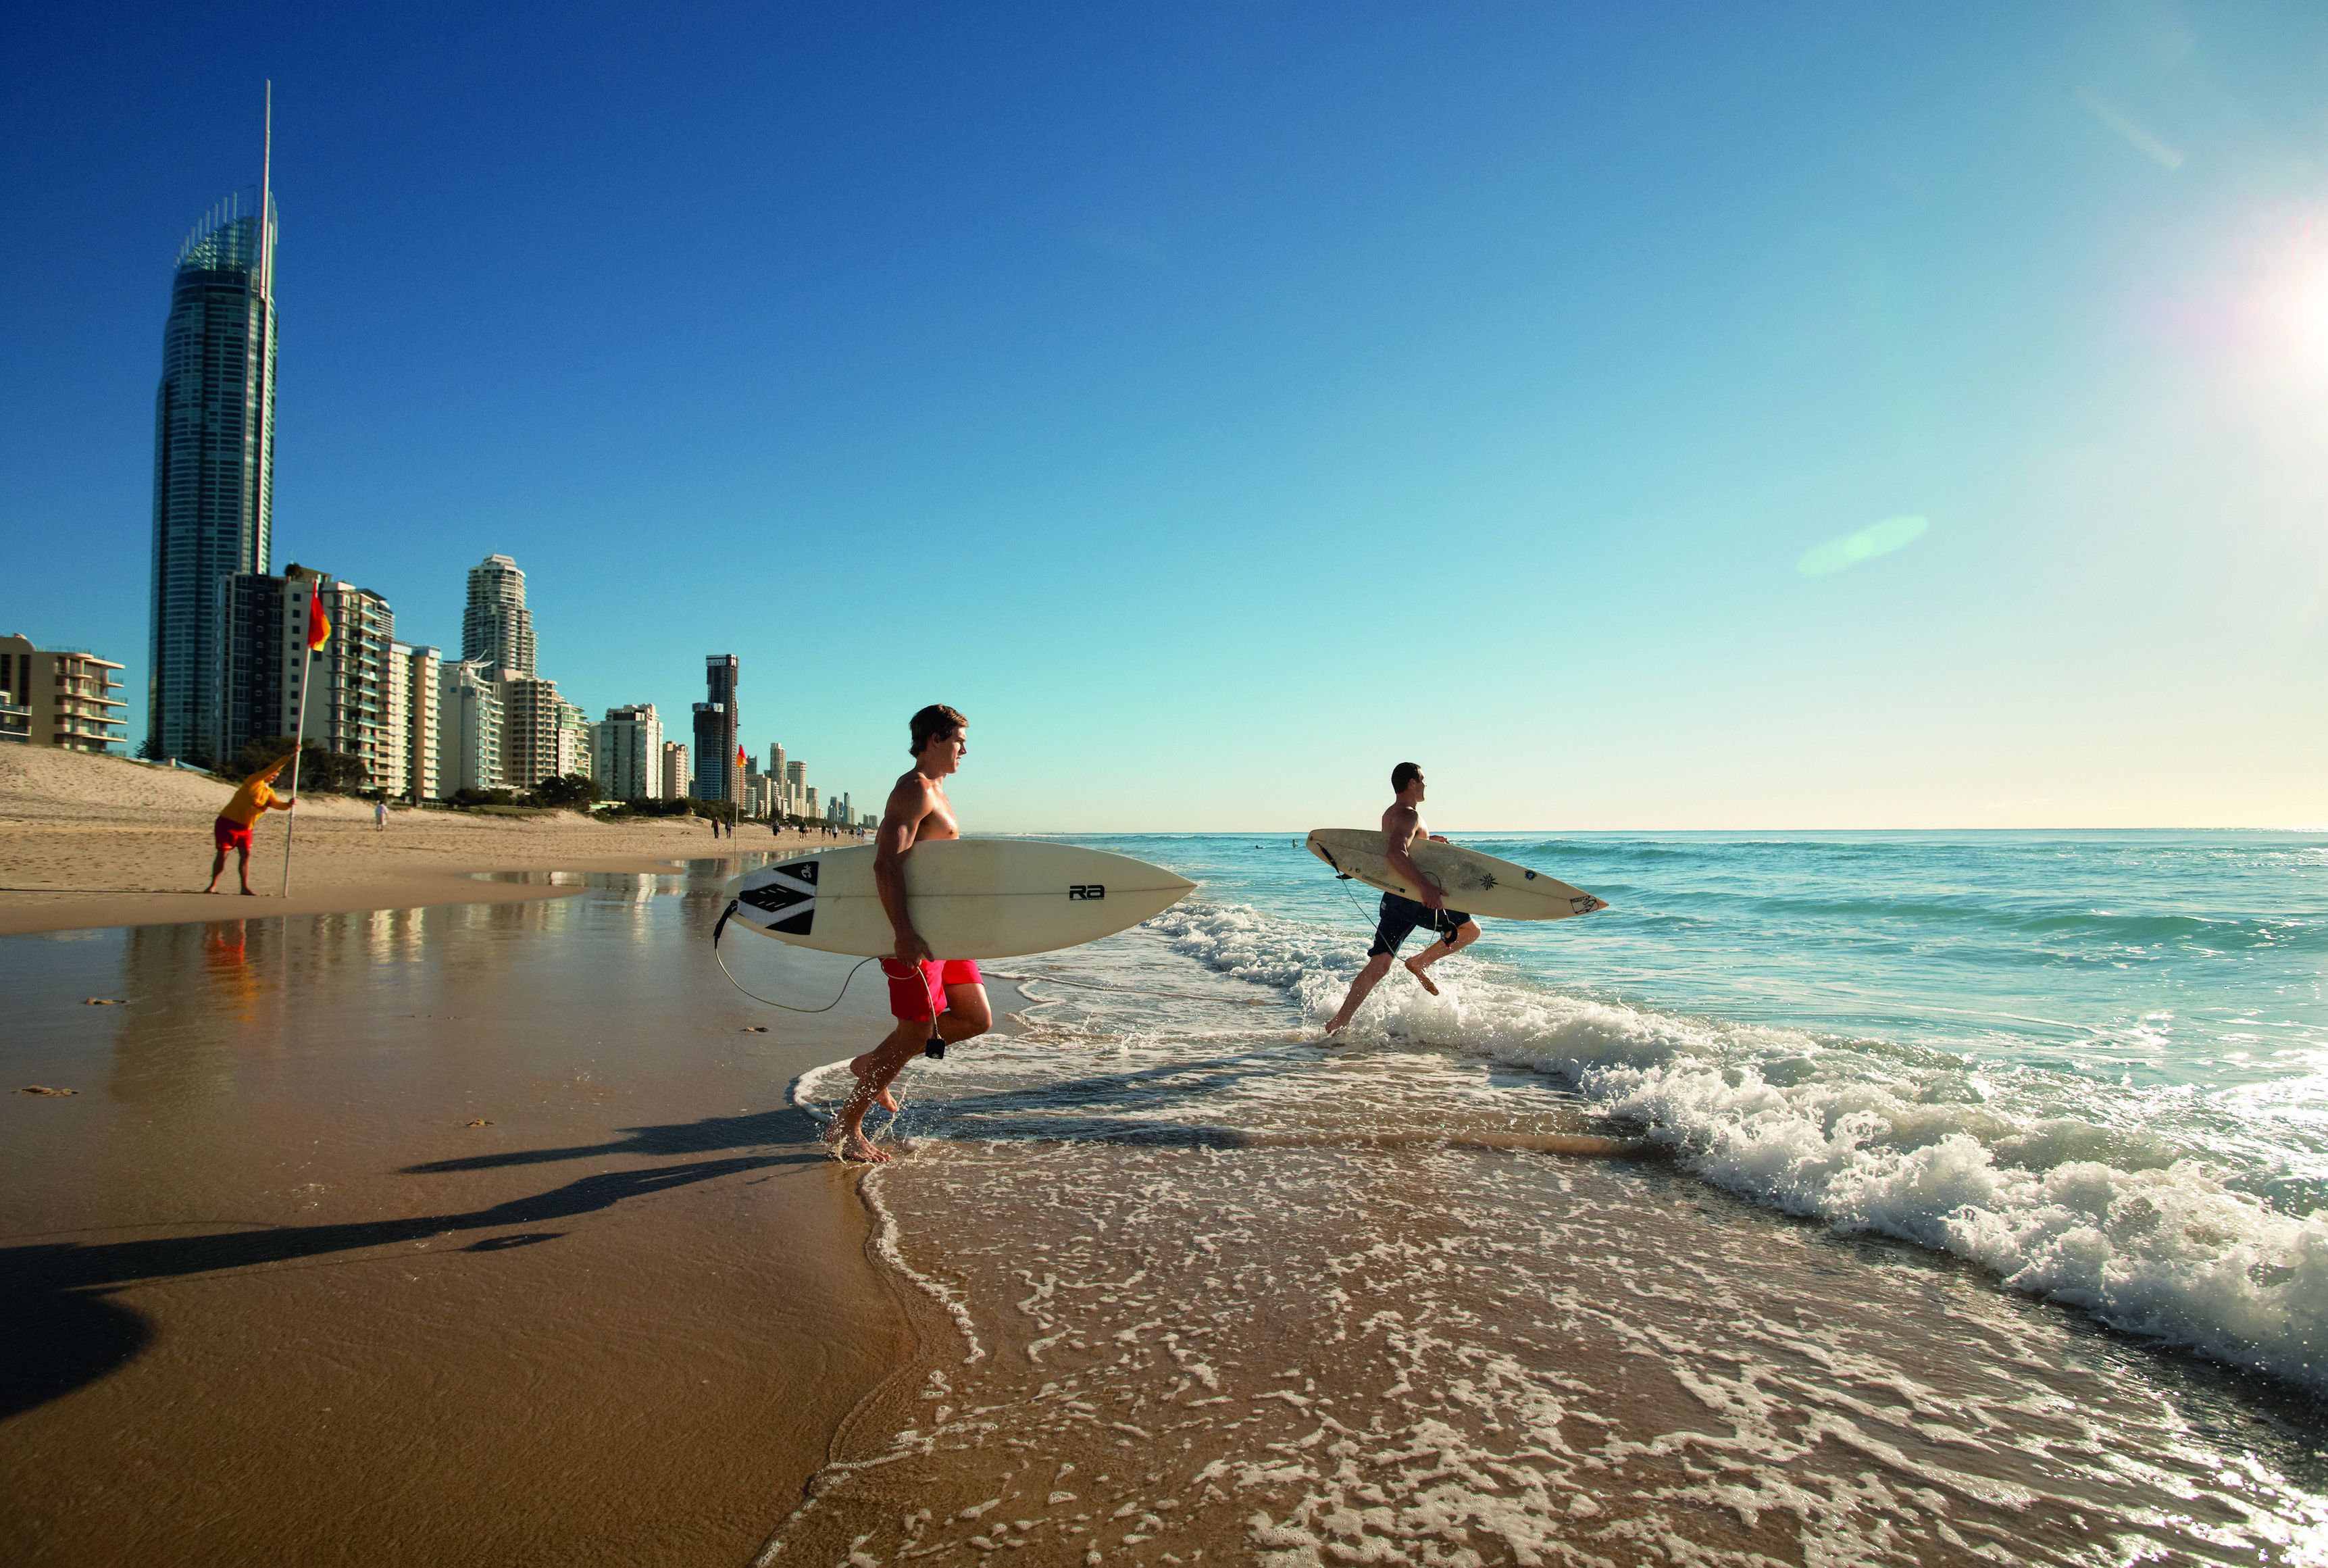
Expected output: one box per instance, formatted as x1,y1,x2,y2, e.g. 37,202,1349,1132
1417,883,1444,911
896,929,934,965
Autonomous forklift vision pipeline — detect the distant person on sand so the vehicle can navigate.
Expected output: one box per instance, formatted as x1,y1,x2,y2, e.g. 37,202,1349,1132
205,757,295,896
374,799,387,831
1323,761,1480,1035
831,703,991,1163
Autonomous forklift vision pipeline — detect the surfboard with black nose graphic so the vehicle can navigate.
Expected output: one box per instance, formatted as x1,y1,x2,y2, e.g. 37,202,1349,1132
1305,830,1608,920
724,840,1196,959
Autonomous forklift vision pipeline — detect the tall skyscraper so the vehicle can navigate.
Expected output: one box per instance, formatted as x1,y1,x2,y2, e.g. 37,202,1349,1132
692,655,739,802
146,94,278,763
461,554,535,674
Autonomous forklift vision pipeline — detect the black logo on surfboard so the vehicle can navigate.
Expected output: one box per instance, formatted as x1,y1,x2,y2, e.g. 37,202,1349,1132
1068,884,1105,901
739,864,818,935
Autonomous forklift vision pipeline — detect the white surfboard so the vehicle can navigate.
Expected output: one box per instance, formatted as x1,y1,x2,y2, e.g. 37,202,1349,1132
724,840,1196,960
1306,830,1608,921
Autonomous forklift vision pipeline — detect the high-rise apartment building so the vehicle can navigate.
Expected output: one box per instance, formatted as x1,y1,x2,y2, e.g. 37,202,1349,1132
147,107,279,763
438,660,503,793
215,567,393,783
0,635,129,751
594,705,663,801
661,741,690,801
784,759,806,817
309,577,393,782
555,699,592,781
692,655,739,802
497,676,568,792
461,554,535,675
383,642,441,802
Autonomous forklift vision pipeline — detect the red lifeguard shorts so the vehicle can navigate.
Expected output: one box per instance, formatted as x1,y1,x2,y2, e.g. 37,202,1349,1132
880,958,982,1022
213,815,254,851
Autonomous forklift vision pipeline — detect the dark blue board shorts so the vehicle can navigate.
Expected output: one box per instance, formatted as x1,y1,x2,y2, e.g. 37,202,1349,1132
1369,892,1474,957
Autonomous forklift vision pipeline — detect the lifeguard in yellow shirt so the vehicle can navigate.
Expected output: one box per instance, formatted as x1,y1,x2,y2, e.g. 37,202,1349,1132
205,758,297,895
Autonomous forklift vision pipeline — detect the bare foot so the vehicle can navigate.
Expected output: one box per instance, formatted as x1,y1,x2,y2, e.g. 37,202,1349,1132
836,1129,890,1163
1405,958,1440,996
1322,1014,1352,1036
847,1052,901,1113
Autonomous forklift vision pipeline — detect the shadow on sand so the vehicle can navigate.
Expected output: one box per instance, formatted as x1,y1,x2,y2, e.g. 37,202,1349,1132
2,1104,827,1421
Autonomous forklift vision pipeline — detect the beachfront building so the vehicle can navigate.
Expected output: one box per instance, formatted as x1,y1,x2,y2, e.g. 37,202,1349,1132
215,567,394,784
692,655,739,802
555,699,592,782
438,660,503,793
147,149,279,765
0,634,129,751
593,705,663,800
804,786,819,818
660,740,690,801
784,759,807,817
497,676,568,792
309,577,394,786
461,554,534,676
382,642,441,802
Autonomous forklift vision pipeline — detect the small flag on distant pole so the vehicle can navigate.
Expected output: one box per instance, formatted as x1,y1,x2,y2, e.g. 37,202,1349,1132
281,580,332,895
306,582,331,651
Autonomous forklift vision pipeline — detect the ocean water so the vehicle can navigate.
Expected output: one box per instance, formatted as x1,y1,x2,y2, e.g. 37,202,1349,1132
767,831,2328,1565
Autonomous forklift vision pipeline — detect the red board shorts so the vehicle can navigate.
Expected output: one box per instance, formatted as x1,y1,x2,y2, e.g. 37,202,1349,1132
880,958,983,1023
213,815,254,851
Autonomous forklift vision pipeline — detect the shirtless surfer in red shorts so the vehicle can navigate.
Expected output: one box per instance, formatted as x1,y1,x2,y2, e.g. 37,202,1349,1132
831,704,992,1162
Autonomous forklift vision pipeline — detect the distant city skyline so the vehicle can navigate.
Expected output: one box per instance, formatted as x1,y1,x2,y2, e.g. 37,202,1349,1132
11,7,2327,828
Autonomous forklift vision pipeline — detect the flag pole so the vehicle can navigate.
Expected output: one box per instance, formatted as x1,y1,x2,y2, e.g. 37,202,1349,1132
280,638,310,896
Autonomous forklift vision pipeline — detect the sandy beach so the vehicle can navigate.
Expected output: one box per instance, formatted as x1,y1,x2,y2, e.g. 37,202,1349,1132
0,746,849,936
0,864,1026,1567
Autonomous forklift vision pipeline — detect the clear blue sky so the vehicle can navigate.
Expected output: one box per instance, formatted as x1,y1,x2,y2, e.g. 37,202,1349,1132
5,3,2325,830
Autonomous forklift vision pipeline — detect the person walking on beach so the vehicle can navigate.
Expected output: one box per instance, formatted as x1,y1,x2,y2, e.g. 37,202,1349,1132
831,703,992,1163
1323,762,1480,1034
204,757,296,896
374,799,387,831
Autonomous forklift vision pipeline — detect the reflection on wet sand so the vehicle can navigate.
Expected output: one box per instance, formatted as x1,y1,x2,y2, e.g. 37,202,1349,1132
0,865,911,1567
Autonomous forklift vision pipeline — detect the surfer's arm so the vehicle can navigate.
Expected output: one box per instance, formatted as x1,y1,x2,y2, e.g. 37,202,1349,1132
1382,808,1442,909
874,780,933,963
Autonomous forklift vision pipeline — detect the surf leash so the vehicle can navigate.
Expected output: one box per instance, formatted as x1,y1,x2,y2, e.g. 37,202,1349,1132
989,969,1275,1008
712,899,879,1014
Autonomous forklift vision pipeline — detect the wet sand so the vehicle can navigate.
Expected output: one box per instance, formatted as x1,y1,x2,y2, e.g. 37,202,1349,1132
765,965,2328,1565
1,872,1011,1567
0,743,851,936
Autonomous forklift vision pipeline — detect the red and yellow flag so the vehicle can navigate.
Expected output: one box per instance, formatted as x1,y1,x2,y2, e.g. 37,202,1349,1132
305,584,331,651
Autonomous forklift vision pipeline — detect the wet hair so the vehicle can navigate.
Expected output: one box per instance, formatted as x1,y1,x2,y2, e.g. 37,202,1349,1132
1391,761,1423,792
910,703,967,755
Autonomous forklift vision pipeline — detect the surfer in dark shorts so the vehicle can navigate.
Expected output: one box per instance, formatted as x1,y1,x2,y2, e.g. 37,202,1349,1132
1323,761,1480,1035
830,704,993,1163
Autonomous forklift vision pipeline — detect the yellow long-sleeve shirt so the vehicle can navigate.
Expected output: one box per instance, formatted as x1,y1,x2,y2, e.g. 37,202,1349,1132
220,773,290,826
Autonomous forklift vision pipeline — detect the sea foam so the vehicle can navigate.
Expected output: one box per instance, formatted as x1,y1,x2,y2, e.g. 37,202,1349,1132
1144,900,2328,1394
